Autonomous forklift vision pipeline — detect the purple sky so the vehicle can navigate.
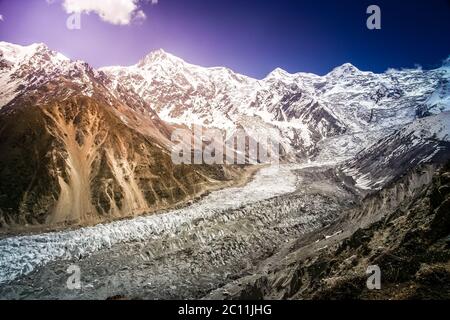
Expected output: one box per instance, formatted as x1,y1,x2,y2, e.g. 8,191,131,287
1,0,449,78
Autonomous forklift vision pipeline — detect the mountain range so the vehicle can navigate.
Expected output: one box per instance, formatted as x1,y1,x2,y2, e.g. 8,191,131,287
0,42,243,228
0,41,449,228
101,49,450,158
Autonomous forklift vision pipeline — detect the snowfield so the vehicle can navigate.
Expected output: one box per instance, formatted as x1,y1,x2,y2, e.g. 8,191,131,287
0,165,299,285
342,112,450,191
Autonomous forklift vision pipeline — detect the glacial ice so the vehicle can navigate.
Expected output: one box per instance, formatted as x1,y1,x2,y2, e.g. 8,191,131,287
0,165,298,284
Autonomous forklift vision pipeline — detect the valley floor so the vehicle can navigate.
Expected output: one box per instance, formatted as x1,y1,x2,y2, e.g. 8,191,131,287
1,160,448,300
0,161,357,299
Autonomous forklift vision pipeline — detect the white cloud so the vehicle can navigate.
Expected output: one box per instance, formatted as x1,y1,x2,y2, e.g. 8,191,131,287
62,0,148,25
0,14,4,22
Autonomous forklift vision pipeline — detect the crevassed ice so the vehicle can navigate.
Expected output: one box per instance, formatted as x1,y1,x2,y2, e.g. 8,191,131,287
0,165,298,284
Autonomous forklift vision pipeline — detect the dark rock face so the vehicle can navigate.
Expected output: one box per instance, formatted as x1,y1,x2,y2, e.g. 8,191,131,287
0,89,234,227
206,162,450,300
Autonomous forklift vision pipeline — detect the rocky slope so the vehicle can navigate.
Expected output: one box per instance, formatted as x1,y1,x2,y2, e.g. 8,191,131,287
343,111,450,190
204,112,450,300
0,43,242,228
207,161,450,300
199,99,450,300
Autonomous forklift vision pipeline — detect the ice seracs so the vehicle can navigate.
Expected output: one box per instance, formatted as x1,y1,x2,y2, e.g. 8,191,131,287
0,164,298,284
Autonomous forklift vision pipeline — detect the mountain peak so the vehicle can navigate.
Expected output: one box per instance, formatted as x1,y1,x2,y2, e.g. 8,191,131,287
266,67,292,79
29,42,48,50
137,48,183,67
328,63,360,77
0,41,70,65
0,42,47,64
150,48,168,57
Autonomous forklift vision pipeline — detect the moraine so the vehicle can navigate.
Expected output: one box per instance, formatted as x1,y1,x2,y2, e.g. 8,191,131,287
0,165,297,285
0,161,356,299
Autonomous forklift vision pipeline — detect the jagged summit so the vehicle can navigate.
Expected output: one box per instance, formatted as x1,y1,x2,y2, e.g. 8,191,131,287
265,67,293,79
1,42,45,62
327,62,361,77
95,42,450,160
0,42,66,59
137,48,184,68
0,42,105,109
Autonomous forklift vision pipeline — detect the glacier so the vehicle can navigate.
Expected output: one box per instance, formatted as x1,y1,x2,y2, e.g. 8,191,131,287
0,164,301,284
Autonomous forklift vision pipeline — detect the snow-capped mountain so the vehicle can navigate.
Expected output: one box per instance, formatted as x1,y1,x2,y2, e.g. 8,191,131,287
101,49,450,158
0,41,449,227
0,42,118,108
1,42,450,301
1,42,72,107
0,42,240,227
343,111,450,190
